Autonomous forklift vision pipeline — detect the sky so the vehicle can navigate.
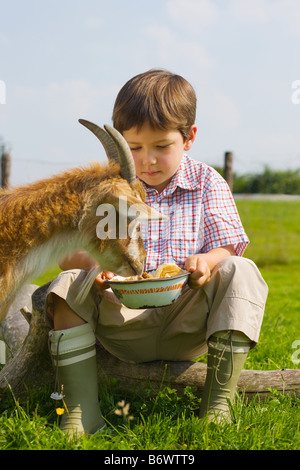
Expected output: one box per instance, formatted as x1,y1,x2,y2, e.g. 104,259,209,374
0,0,300,186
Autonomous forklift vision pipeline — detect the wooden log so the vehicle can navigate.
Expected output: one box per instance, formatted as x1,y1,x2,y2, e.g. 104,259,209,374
0,284,38,361
0,284,54,395
0,283,300,401
97,347,300,401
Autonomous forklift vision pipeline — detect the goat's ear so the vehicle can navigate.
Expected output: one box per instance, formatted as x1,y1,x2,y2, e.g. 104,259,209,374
117,196,168,221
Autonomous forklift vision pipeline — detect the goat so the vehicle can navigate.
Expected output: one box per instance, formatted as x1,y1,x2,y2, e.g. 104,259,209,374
0,119,164,322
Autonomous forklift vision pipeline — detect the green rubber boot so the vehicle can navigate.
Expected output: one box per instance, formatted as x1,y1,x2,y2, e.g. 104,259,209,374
199,330,251,423
49,323,106,436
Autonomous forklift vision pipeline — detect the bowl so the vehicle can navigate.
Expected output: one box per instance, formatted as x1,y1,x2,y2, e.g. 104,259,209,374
107,271,190,309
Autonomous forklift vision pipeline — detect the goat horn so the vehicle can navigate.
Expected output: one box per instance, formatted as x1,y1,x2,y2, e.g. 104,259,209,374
104,125,136,184
79,119,136,183
78,119,119,164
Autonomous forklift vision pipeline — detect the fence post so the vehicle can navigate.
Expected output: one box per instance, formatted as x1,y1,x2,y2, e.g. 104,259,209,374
1,152,11,188
224,151,233,192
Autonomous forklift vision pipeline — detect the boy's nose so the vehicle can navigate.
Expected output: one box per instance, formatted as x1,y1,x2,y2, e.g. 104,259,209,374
142,151,157,166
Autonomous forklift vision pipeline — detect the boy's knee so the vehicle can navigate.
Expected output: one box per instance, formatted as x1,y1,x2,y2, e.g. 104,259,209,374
218,256,261,279
54,269,84,285
218,255,254,271
216,256,268,302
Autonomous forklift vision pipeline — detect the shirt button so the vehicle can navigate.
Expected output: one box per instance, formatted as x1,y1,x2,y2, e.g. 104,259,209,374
151,234,159,241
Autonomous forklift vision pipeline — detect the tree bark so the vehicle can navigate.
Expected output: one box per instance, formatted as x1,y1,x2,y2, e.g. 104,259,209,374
0,283,299,401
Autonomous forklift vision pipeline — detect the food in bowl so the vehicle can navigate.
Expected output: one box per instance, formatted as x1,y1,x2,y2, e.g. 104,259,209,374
120,263,185,282
153,263,185,278
107,263,190,309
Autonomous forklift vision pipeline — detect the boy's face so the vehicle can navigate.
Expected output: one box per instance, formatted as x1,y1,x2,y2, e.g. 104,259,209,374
123,122,197,193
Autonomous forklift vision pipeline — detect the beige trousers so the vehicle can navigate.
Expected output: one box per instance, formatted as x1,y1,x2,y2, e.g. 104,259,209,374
46,257,268,364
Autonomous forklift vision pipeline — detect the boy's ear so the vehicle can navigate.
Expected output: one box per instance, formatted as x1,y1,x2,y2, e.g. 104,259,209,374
184,125,197,151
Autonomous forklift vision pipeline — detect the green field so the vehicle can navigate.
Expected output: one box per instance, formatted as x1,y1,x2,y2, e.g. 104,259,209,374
0,199,299,450
236,200,300,372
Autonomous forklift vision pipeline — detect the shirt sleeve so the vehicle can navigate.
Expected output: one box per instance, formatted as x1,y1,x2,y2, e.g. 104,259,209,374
201,170,249,256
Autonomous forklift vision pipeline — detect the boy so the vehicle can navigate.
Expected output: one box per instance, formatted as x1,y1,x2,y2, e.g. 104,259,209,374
47,69,268,435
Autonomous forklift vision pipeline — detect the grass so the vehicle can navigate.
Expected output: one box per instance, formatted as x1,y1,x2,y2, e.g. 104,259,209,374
237,199,300,267
0,198,300,450
236,200,300,372
0,383,299,450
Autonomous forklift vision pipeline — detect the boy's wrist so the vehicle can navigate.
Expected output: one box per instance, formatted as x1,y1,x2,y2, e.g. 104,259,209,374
199,245,235,271
185,246,235,288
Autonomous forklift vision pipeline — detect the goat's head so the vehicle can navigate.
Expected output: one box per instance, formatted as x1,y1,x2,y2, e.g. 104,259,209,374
78,119,166,276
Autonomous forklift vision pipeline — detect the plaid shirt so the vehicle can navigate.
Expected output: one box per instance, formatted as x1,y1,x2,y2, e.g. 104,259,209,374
140,154,249,271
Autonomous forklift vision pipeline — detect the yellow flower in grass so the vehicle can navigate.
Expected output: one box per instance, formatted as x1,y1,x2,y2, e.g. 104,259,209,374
56,407,65,416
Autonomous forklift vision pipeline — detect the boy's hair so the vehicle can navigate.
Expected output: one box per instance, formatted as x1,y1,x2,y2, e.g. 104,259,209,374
112,69,197,141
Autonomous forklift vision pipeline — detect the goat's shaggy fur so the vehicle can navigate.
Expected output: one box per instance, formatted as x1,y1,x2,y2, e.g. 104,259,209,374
0,161,150,322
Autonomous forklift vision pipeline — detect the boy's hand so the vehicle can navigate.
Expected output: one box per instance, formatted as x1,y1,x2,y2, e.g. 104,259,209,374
94,271,115,291
185,246,235,289
185,255,211,289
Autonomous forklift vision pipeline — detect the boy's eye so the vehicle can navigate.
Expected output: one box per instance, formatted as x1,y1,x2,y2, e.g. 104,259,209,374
157,144,170,149
130,146,142,151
